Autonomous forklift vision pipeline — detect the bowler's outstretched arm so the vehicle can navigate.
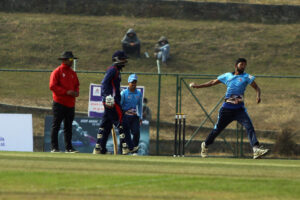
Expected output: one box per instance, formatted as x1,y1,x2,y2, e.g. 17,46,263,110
190,79,221,89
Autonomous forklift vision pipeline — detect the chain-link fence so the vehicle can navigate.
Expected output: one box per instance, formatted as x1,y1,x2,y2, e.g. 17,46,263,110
0,69,299,156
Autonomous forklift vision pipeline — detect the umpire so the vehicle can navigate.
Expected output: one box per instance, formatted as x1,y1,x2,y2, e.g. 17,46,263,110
93,50,131,155
49,51,80,153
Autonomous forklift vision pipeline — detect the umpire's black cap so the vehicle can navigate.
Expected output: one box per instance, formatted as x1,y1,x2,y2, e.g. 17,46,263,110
58,51,78,60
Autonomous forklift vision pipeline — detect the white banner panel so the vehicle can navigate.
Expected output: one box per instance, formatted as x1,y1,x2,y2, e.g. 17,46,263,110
0,114,33,152
88,83,145,118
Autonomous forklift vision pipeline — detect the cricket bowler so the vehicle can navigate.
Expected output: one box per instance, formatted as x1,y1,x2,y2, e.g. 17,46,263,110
190,58,269,159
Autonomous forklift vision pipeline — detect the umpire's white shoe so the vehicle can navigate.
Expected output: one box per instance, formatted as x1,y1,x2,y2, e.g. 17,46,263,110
201,142,208,158
65,148,79,153
51,148,60,153
253,146,269,159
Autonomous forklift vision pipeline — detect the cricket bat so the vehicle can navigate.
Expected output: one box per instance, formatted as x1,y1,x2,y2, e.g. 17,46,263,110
111,126,118,155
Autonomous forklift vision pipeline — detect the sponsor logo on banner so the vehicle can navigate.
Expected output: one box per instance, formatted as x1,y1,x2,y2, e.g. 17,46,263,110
93,86,101,96
0,136,5,147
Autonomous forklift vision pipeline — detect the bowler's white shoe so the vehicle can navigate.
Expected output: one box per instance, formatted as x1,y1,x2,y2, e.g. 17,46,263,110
201,142,208,158
253,146,269,159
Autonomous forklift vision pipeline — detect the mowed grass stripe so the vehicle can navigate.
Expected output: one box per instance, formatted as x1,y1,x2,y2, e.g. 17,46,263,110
0,152,300,200
1,170,299,198
1,152,300,168
0,172,299,200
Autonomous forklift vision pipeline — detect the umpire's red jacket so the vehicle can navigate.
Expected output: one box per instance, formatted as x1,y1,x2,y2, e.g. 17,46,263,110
49,63,80,108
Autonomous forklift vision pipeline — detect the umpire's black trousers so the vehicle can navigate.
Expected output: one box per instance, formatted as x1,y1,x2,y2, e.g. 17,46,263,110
51,101,75,150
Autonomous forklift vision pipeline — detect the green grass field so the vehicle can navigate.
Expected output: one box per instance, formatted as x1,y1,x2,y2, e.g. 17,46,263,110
0,152,299,200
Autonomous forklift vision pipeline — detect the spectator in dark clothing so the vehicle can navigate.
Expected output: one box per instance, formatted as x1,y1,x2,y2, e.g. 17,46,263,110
154,36,170,64
121,28,140,57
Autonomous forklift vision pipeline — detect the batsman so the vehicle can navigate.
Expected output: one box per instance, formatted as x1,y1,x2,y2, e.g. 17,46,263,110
93,50,131,155
190,58,269,159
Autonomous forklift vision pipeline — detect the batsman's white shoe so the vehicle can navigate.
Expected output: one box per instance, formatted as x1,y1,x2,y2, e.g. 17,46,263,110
93,148,101,154
253,146,269,159
201,142,208,158
123,146,139,155
132,146,139,153
122,148,130,155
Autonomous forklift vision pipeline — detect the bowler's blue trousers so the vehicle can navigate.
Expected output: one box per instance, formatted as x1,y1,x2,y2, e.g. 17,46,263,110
205,107,259,147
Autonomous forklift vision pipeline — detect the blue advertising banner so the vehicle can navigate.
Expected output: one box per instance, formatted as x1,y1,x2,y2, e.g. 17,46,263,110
44,116,149,155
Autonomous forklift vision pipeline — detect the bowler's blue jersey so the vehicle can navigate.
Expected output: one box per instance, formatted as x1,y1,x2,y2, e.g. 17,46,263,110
218,72,255,109
121,88,143,120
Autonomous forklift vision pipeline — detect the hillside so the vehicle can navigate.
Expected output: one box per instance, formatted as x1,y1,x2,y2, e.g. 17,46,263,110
0,12,300,76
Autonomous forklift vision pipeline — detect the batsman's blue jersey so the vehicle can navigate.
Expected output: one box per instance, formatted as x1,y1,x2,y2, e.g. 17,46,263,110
121,88,143,120
101,65,121,105
218,72,255,109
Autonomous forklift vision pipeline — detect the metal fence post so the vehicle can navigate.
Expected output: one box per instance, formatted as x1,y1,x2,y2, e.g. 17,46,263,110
175,74,179,114
73,59,77,71
179,77,182,113
156,73,162,155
